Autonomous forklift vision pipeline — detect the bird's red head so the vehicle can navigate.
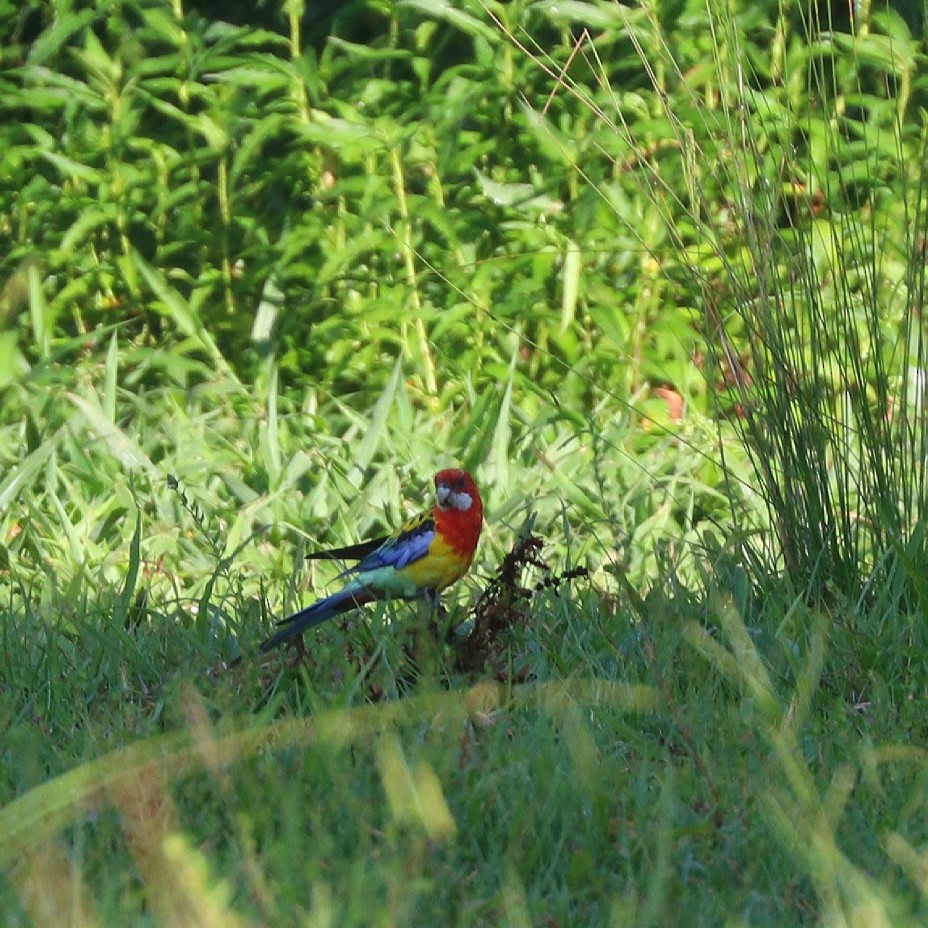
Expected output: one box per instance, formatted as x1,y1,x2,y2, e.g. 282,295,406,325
434,468,481,513
433,468,483,556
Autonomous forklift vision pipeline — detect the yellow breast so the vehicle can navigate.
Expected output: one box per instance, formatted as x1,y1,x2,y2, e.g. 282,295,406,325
402,533,472,591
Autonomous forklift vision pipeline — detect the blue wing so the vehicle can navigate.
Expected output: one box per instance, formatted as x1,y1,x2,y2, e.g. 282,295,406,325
260,511,437,653
348,511,436,574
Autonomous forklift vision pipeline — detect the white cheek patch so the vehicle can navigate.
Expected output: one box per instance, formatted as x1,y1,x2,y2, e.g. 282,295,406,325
452,491,473,511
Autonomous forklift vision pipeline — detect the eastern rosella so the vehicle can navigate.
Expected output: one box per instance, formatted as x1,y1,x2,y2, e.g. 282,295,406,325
259,468,483,653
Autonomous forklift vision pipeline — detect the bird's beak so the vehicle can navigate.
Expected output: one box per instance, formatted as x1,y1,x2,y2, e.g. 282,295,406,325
436,483,452,507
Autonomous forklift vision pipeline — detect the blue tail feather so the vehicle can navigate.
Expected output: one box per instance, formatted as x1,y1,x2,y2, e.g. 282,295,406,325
259,586,371,653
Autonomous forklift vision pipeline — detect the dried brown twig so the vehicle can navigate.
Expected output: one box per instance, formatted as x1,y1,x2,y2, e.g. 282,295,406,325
453,532,588,676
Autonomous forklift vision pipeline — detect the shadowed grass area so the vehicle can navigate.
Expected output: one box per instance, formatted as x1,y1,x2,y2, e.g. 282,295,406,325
3,559,927,925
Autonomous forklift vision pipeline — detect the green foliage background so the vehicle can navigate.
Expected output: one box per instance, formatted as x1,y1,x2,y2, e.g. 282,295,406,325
2,0,928,925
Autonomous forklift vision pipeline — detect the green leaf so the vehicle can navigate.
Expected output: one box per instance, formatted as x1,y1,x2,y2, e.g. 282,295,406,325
60,206,116,255
113,512,143,628
561,239,581,333
27,263,49,359
487,355,515,490
296,113,383,155
26,9,97,65
0,429,62,512
399,0,499,43
263,362,282,483
38,150,102,184
520,103,579,168
104,331,119,424
473,172,535,207
132,252,239,383
350,359,404,480
67,390,157,475
535,0,643,31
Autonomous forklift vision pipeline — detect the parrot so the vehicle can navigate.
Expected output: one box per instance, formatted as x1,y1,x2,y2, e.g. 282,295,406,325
259,468,483,653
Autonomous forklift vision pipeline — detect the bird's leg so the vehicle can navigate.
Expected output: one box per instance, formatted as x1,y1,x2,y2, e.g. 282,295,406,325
422,587,450,643
286,634,308,665
425,587,449,627
405,590,445,678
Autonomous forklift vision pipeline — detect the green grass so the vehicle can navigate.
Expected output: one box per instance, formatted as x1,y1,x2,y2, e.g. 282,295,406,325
3,0,928,925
